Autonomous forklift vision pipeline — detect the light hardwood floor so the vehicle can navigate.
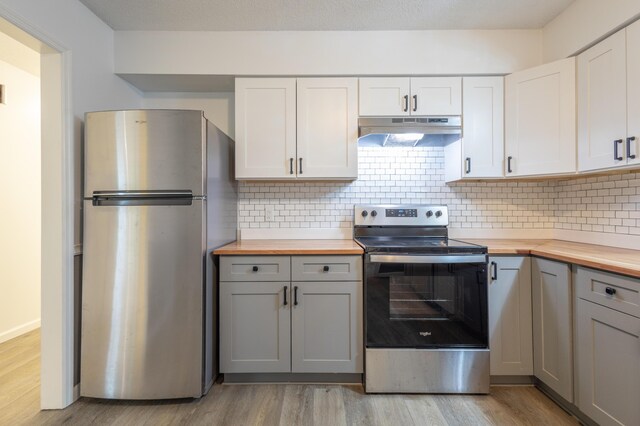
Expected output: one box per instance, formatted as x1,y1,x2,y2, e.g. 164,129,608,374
1,330,579,426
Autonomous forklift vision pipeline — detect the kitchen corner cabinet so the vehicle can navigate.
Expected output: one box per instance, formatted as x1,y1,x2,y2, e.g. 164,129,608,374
359,77,461,116
235,77,358,180
505,58,576,177
575,267,640,426
219,255,363,374
488,256,533,376
445,77,504,182
578,22,640,172
532,257,573,402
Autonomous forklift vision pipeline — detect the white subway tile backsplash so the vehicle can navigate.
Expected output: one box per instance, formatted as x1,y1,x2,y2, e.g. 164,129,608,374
237,147,640,237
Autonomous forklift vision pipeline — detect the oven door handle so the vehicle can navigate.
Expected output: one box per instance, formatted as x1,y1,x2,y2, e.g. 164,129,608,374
369,254,487,264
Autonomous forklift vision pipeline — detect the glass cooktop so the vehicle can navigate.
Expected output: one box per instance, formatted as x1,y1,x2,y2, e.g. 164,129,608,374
354,237,486,255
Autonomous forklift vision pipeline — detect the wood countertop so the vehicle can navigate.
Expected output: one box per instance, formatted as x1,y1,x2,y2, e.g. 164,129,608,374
215,238,639,278
467,239,640,279
214,239,364,255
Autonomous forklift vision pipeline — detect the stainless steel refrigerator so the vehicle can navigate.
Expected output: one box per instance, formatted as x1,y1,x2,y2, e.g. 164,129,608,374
80,110,237,400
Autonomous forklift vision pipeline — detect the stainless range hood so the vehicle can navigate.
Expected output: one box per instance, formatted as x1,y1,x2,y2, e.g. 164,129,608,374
358,116,462,147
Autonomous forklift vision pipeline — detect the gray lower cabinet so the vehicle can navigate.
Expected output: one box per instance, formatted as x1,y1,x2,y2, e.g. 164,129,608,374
576,267,640,426
532,257,573,402
219,255,363,375
219,281,291,373
291,281,363,373
488,256,533,376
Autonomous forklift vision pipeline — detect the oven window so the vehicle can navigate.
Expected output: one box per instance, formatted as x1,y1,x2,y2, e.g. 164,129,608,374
366,260,488,349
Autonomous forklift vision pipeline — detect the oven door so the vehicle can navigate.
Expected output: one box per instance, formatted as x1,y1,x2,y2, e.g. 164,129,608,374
365,254,488,349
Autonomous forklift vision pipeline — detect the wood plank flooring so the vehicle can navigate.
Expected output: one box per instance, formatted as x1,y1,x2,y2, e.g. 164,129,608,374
1,330,579,426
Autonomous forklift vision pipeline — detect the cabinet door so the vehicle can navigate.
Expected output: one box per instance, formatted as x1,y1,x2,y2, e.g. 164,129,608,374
411,77,462,115
296,78,358,179
577,299,640,426
220,281,291,373
291,281,363,373
627,21,640,167
235,78,297,179
462,77,504,178
488,256,533,376
532,258,573,402
505,58,576,176
359,77,410,116
578,30,627,172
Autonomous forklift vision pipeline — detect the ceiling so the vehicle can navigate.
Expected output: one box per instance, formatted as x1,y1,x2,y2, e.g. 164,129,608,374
80,0,575,31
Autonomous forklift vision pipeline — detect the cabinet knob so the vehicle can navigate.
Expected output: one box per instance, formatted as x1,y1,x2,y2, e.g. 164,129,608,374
605,287,616,296
252,266,259,272
323,265,330,272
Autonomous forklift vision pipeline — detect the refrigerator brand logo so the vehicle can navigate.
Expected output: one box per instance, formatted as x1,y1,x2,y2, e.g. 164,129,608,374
419,331,432,337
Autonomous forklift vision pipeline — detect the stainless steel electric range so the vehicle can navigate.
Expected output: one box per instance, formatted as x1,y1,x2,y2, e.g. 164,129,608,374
354,204,489,394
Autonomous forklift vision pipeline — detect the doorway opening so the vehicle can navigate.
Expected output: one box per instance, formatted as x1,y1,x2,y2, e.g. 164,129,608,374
0,13,74,411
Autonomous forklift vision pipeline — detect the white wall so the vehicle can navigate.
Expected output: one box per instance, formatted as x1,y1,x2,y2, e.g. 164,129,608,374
116,29,543,77
0,54,41,343
143,92,234,138
543,0,640,61
0,0,144,245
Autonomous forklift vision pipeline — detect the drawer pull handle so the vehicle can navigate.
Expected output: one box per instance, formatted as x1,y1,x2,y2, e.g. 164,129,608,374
283,286,288,306
252,266,259,272
294,286,299,306
605,287,616,296
323,265,330,272
490,261,497,281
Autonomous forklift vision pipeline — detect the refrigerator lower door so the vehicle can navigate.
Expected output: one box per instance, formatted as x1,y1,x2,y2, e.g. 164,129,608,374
81,199,205,399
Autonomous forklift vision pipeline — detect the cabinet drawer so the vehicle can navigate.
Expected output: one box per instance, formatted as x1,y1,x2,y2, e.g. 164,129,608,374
576,266,640,318
220,256,291,282
292,256,362,281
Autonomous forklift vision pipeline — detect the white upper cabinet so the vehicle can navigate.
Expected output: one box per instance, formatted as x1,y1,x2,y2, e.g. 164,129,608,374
235,77,358,180
297,78,358,179
462,77,504,178
411,77,462,115
578,30,627,172
359,77,461,116
505,58,576,177
235,78,297,179
359,77,410,116
626,20,640,167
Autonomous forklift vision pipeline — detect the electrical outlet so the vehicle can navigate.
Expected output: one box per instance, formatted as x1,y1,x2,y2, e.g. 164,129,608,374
265,206,275,222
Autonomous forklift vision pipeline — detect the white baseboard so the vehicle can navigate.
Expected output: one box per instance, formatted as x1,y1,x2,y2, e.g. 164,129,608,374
448,228,555,240
553,230,640,250
0,319,41,344
240,228,352,240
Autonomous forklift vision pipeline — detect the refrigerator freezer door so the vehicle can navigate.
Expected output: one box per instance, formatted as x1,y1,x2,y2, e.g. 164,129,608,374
81,199,205,399
84,110,205,197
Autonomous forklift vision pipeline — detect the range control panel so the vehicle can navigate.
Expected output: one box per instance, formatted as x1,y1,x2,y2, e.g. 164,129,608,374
354,205,448,227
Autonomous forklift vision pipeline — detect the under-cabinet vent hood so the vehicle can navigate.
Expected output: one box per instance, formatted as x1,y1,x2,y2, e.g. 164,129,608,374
358,116,461,147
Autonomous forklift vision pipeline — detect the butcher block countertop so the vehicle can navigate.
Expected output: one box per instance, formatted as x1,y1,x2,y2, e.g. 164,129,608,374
214,239,364,255
215,238,639,278
467,239,640,279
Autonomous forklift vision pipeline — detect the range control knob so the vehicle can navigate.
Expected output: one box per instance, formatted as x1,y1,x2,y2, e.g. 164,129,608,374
371,210,378,217
426,210,433,218
435,210,443,218
361,210,368,218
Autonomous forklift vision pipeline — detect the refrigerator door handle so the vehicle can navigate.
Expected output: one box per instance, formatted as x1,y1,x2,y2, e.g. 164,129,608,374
92,190,193,206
